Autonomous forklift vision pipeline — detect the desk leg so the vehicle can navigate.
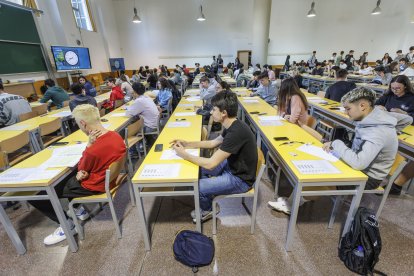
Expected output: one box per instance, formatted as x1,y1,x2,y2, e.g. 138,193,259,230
46,186,78,253
134,185,151,251
285,182,302,252
0,204,26,255
193,181,202,232
30,130,41,153
342,181,365,237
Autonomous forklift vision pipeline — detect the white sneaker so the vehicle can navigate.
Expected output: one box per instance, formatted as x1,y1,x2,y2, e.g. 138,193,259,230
268,198,291,215
191,206,220,223
43,222,77,246
74,206,90,221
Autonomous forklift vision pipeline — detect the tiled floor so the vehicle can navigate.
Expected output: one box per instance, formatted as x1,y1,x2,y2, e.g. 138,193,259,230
1,167,413,276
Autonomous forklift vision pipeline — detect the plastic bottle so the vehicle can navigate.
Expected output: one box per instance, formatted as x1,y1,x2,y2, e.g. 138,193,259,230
353,245,364,257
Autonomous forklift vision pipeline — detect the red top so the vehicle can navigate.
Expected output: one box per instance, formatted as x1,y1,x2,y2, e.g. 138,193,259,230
77,131,126,192
108,86,124,108
183,68,190,75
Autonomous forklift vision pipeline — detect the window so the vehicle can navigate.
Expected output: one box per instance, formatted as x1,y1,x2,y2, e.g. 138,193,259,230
71,0,95,32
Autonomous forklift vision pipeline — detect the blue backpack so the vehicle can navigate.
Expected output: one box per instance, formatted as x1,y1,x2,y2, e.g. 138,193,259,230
173,230,215,273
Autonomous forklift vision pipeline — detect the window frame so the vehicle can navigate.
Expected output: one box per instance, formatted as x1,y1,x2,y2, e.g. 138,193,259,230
70,0,96,32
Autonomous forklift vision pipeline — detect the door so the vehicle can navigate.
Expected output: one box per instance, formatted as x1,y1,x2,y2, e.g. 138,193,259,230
237,50,251,69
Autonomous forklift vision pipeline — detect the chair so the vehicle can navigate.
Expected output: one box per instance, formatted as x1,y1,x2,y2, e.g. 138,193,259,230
327,154,407,229
212,148,266,235
306,115,318,129
114,99,124,109
301,125,323,141
38,118,64,149
161,97,173,119
0,130,32,170
31,103,48,115
69,155,135,240
124,118,146,176
315,119,336,141
317,91,326,98
99,108,106,117
18,111,38,122
144,113,161,136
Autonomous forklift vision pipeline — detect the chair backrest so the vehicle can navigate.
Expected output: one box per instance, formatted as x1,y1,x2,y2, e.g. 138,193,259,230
105,155,127,193
63,100,70,107
207,116,214,138
126,118,144,139
389,154,406,176
19,111,38,122
167,97,173,113
32,103,48,115
0,130,30,153
302,124,323,141
256,148,265,177
201,126,208,141
114,99,124,108
306,115,317,129
317,91,326,98
0,151,8,171
99,108,106,117
39,118,62,136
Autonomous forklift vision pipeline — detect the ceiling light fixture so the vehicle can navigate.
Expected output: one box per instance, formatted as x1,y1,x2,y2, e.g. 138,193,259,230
371,0,382,15
132,0,142,23
307,1,316,17
197,5,206,21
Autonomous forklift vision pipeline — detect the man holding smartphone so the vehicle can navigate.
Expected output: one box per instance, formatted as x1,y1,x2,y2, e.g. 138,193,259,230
171,92,257,222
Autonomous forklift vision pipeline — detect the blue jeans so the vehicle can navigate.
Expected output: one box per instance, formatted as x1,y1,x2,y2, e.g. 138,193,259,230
199,160,251,211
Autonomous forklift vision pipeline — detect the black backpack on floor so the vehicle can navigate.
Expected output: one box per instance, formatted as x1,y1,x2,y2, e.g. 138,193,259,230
173,230,215,273
338,207,382,275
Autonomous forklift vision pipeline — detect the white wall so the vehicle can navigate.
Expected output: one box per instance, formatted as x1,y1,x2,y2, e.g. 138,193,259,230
268,0,414,65
112,0,254,69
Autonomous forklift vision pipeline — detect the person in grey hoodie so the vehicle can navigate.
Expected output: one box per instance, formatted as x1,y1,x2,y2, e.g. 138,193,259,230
268,86,412,215
69,83,97,112
199,76,217,105
40,79,70,109
0,82,32,127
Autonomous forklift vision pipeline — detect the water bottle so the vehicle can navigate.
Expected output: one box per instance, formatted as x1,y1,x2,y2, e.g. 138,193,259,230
353,245,364,257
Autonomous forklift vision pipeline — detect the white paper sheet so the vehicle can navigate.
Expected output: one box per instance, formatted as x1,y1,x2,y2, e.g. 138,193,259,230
308,99,328,104
102,123,111,129
49,111,72,117
139,164,181,178
175,112,196,117
178,104,194,107
243,99,259,104
259,120,283,126
242,96,258,100
292,160,341,174
40,155,81,168
186,97,201,102
52,143,87,156
296,144,339,162
258,115,284,121
306,96,321,100
110,112,127,117
23,169,63,182
0,168,38,183
166,121,191,128
1,125,30,131
330,107,346,112
160,149,199,160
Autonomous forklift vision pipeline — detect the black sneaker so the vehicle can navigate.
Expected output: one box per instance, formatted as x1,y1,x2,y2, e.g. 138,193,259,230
389,184,402,196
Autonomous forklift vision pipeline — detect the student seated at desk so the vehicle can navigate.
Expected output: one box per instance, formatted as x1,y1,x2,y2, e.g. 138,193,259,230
155,77,173,110
246,71,261,91
78,76,97,97
398,58,408,73
196,81,230,125
0,82,32,127
399,63,414,78
120,75,134,102
199,76,217,105
171,92,257,222
236,68,250,87
102,77,124,110
325,69,357,102
39,79,70,109
29,104,126,245
371,66,392,85
146,69,158,89
268,87,412,215
375,75,414,121
250,72,279,106
311,63,324,76
278,78,308,125
358,63,373,75
69,83,97,112
339,60,348,70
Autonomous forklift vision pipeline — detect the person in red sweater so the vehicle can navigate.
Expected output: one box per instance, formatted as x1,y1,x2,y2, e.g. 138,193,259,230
102,77,124,110
29,104,126,245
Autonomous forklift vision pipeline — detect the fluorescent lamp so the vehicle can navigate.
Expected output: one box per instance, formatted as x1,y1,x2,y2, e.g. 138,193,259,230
307,2,316,17
197,5,206,21
371,0,382,15
132,7,141,23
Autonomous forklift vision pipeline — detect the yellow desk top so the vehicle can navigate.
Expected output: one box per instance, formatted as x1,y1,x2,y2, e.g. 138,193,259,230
132,98,203,184
238,97,367,182
347,74,375,80
302,74,336,81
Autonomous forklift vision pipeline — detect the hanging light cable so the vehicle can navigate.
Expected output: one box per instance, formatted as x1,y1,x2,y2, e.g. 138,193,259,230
132,0,142,23
307,1,316,17
197,5,206,21
371,0,382,15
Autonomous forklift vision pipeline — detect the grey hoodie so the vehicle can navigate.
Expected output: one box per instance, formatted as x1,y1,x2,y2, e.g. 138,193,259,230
331,107,413,180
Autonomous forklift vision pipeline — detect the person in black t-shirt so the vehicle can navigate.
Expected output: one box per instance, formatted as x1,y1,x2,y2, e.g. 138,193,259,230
325,69,356,102
375,75,414,122
171,92,258,222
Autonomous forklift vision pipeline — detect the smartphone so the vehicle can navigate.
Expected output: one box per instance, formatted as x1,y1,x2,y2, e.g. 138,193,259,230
258,112,267,116
176,118,186,121
101,118,108,122
51,142,69,146
274,137,289,141
329,107,341,110
154,144,163,152
250,111,260,114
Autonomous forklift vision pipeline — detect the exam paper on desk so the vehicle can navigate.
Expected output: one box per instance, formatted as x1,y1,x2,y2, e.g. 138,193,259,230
296,144,339,162
139,164,181,178
160,149,199,160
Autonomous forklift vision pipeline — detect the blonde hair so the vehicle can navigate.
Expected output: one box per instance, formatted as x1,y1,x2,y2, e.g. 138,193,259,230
72,104,100,125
